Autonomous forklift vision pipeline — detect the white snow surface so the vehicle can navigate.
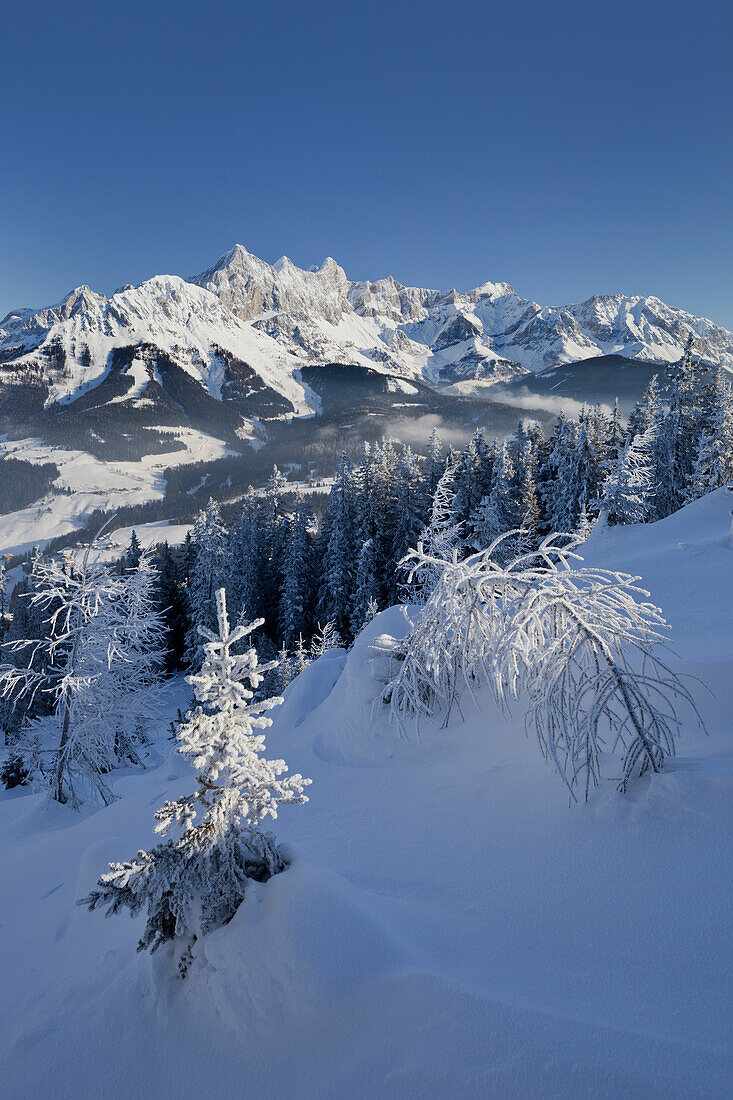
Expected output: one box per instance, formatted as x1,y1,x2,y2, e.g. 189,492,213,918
1,491,732,1097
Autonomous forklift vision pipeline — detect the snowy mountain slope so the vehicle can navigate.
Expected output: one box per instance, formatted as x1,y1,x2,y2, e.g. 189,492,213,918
4,247,732,424
0,275,312,418
0,493,731,1097
2,246,731,551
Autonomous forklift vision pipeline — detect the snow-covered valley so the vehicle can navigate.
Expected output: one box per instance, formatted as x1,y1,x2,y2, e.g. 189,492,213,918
1,490,731,1098
0,429,232,557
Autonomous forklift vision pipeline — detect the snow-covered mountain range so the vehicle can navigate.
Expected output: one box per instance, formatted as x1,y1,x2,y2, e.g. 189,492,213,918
2,244,732,424
1,245,732,555
194,245,733,385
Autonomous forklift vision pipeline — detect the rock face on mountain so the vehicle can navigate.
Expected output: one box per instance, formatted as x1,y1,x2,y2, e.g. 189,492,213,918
1,244,731,459
189,246,733,388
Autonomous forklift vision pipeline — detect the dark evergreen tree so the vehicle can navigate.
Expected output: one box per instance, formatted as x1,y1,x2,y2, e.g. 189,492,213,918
155,542,189,673
279,497,316,646
126,529,142,571
185,499,229,668
350,537,380,636
318,452,359,641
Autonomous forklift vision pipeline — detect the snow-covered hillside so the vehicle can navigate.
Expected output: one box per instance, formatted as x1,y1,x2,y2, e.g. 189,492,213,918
1,491,731,1097
0,275,311,414
0,430,231,557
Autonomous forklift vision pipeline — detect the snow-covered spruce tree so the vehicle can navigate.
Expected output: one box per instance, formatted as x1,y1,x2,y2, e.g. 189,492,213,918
350,537,380,636
575,503,597,542
452,430,496,527
291,635,311,677
279,497,315,647
469,441,522,559
687,366,733,499
546,423,599,533
602,421,656,525
410,459,463,602
227,488,264,626
318,452,359,640
388,533,703,800
111,548,166,765
79,588,310,974
651,411,679,521
658,334,708,514
389,446,428,599
185,499,228,669
628,374,662,438
425,427,445,498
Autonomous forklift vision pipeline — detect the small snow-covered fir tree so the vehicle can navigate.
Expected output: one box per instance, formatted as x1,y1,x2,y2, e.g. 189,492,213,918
291,634,311,676
575,503,597,542
79,588,310,975
310,620,342,657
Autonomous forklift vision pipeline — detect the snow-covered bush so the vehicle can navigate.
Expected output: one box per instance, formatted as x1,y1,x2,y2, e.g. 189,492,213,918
79,588,311,975
388,533,704,800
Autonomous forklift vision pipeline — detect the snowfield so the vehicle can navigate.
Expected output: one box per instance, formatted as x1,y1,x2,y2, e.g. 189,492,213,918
0,429,233,557
1,491,732,1097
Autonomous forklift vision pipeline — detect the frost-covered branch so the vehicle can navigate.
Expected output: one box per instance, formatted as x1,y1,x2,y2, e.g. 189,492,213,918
388,532,704,799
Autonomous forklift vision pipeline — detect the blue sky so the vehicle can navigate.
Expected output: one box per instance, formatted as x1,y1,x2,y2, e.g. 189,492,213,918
1,0,731,326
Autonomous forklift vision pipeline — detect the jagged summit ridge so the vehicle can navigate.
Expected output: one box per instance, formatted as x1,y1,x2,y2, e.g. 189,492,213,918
2,246,732,419
191,244,733,381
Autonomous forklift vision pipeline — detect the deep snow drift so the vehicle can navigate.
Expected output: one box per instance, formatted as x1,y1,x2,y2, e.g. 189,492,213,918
1,491,732,1097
